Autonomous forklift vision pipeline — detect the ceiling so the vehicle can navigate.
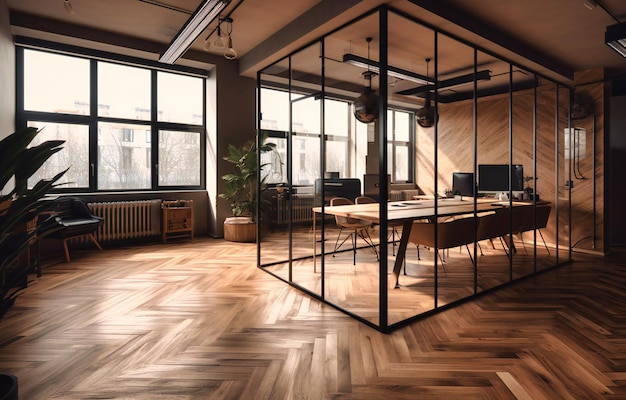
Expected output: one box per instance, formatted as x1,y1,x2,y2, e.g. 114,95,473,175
6,0,626,103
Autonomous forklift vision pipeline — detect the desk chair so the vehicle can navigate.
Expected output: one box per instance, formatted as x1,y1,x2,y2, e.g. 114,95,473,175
330,197,379,265
355,196,403,255
406,215,476,277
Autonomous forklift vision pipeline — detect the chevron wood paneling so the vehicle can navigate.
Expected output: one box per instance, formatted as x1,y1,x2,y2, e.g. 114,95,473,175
417,71,606,254
0,237,624,399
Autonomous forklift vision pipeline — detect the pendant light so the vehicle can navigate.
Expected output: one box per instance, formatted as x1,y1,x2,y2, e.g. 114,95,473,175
353,37,379,124
223,18,237,60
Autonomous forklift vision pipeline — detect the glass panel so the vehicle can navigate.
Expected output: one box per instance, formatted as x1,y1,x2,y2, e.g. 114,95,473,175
158,130,201,186
98,62,151,120
291,42,323,296
260,88,290,132
27,121,90,188
475,52,512,292
97,122,151,190
569,81,599,253
388,11,436,326
24,49,90,115
434,33,477,307
535,78,558,271
322,11,381,325
157,71,203,125
510,66,537,280
557,84,572,264
258,58,292,278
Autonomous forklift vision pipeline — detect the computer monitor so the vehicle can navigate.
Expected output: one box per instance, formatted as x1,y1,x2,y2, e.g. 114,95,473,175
314,178,361,204
452,172,475,197
478,164,524,197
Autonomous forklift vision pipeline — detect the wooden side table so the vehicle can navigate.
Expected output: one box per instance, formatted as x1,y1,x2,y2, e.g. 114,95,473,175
161,200,194,243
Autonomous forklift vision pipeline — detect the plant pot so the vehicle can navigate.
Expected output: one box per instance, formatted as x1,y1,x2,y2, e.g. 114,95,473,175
0,374,18,400
223,217,256,243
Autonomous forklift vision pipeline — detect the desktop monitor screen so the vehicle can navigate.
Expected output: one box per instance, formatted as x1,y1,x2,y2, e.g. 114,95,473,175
452,172,475,197
478,164,524,194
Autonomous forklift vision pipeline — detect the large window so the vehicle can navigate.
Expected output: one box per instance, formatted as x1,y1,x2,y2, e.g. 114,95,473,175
18,46,206,192
260,88,413,185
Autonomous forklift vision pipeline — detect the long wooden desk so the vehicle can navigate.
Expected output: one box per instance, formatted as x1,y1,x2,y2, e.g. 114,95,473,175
313,198,517,288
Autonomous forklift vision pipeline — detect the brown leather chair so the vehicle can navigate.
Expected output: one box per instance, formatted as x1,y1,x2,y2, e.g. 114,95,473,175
407,215,476,275
476,208,510,255
330,197,379,265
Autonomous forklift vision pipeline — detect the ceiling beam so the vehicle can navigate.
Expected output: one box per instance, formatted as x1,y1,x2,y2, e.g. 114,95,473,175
238,0,362,76
407,0,574,80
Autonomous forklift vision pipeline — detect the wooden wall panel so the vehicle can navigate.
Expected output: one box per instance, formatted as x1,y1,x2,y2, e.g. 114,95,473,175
415,72,606,253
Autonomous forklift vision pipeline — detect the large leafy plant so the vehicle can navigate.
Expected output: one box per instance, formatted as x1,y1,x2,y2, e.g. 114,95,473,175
219,134,279,220
0,127,66,319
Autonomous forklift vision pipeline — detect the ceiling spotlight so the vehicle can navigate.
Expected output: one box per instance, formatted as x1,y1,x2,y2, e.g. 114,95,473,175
606,22,626,58
583,0,597,10
63,0,75,15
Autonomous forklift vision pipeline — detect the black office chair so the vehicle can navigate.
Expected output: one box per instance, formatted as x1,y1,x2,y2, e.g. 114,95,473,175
49,197,104,262
330,197,379,265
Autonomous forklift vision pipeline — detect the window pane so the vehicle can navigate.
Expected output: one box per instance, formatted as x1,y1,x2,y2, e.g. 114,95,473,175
158,130,201,186
292,97,320,134
395,145,409,182
324,99,349,137
157,72,203,125
24,50,90,115
98,62,151,120
98,122,151,190
326,140,349,178
292,136,320,185
27,122,90,188
395,111,410,141
262,136,286,184
261,89,290,132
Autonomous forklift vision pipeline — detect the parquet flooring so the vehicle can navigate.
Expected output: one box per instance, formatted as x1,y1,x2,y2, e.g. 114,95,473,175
1,237,625,399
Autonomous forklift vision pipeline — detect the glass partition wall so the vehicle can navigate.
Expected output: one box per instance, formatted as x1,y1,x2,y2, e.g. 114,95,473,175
257,6,572,332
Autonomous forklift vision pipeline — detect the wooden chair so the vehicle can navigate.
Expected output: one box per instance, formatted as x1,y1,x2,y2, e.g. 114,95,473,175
330,197,379,265
355,196,403,255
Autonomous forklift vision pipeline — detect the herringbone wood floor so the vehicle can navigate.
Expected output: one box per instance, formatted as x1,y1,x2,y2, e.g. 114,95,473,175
1,237,625,399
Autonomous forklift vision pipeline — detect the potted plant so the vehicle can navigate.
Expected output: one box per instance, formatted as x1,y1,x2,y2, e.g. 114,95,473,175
0,127,67,399
219,133,280,242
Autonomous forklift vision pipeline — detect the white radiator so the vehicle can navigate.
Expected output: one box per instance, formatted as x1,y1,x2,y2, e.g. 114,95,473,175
274,195,315,225
87,199,162,243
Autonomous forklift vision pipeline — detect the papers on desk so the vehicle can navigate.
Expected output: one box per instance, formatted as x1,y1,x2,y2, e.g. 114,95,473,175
387,199,469,210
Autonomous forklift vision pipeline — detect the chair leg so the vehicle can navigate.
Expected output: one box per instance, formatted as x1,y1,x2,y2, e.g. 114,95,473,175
62,239,71,263
465,244,474,264
358,228,379,261
333,227,351,256
538,229,550,255
89,234,103,251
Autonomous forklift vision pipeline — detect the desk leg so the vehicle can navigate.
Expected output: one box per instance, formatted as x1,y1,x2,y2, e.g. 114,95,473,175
313,211,317,273
392,220,413,289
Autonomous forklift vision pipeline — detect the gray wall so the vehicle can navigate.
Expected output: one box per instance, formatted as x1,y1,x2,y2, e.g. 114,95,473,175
0,0,15,138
